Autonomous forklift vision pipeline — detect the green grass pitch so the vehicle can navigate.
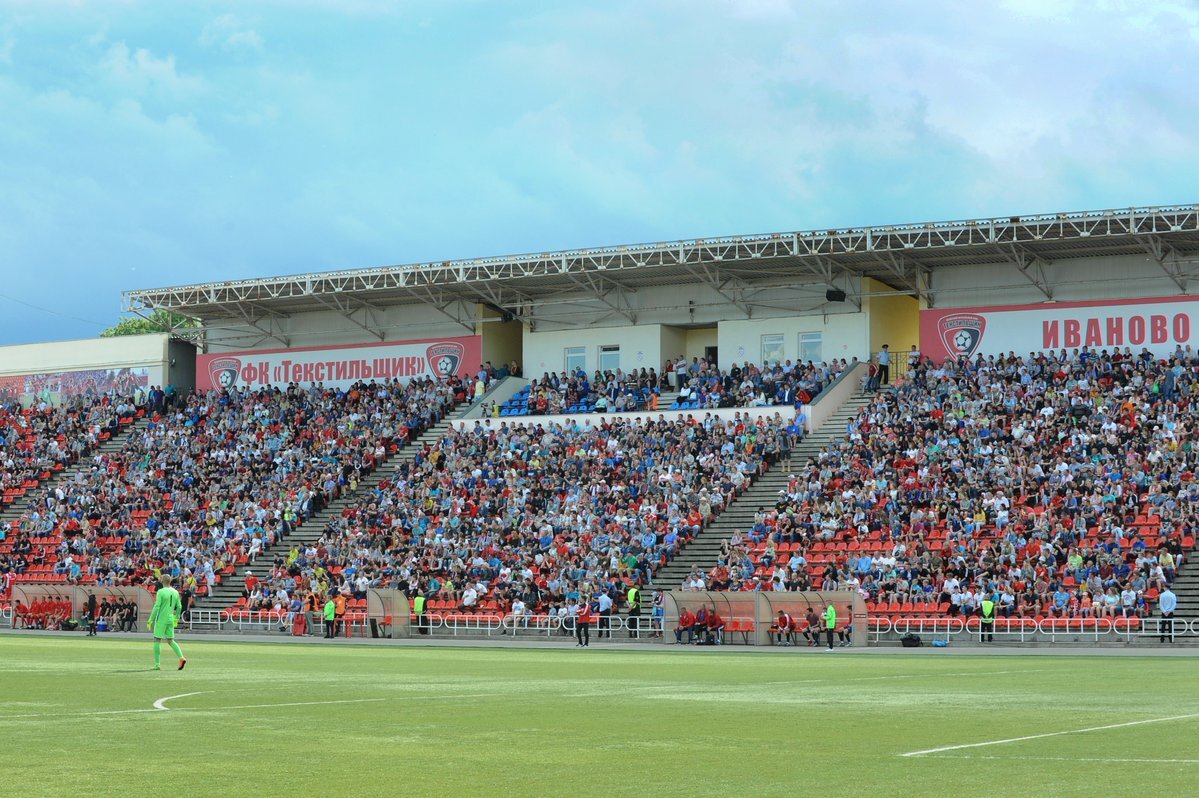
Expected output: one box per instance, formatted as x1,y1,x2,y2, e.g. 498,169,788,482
1,635,1197,797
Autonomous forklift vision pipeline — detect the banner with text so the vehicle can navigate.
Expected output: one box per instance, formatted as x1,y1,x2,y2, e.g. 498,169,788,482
920,296,1199,362
196,336,481,391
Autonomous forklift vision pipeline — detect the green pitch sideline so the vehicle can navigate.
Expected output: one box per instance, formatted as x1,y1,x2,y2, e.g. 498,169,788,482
147,574,188,671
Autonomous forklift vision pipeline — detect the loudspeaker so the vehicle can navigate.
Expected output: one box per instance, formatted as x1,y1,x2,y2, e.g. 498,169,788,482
825,289,847,303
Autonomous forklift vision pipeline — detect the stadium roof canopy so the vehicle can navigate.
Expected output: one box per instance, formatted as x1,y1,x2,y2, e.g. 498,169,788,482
125,203,1199,335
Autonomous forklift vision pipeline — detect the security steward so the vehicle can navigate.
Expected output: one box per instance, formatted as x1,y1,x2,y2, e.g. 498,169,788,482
322,596,336,639
980,592,996,643
626,585,641,638
413,591,428,634
822,601,836,650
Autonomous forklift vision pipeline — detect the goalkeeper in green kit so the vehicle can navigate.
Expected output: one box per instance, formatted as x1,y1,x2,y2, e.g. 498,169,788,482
148,574,187,671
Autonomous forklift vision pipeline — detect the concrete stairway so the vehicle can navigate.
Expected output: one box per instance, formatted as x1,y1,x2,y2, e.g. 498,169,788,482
0,414,152,531
192,400,475,613
1169,559,1199,621
652,390,879,590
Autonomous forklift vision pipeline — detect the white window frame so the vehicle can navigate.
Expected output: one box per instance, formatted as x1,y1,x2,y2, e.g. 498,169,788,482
564,346,586,374
798,332,823,363
761,334,785,365
598,345,621,373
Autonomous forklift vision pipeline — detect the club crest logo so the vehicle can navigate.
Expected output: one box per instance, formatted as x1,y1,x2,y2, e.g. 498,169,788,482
208,357,242,389
426,342,465,379
937,313,987,359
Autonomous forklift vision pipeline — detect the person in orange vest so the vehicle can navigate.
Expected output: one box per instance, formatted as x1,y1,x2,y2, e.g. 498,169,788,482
333,593,348,637
675,607,696,644
576,600,593,647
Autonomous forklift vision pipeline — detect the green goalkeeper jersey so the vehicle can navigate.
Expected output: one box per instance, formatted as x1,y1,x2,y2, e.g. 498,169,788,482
149,586,181,632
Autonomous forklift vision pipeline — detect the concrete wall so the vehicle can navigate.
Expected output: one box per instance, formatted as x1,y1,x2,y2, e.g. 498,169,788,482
804,361,866,433
660,325,688,366
476,306,523,370
865,277,920,363
717,310,869,368
167,338,199,391
451,404,799,431
525,280,841,332
685,327,718,358
522,323,664,378
0,333,169,378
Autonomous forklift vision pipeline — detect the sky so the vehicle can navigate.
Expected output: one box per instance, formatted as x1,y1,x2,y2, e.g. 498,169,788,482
1,0,1198,344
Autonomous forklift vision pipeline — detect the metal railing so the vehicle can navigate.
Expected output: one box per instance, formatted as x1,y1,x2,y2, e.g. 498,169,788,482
867,616,1199,645
406,613,666,640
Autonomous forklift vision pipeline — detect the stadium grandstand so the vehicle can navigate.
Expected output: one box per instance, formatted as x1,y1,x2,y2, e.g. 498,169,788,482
5,202,1199,647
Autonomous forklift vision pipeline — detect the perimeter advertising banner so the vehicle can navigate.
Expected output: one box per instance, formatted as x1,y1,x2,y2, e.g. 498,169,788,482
196,335,481,391
920,295,1199,361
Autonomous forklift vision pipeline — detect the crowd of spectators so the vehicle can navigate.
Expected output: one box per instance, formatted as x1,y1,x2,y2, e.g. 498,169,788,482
232,411,796,623
0,396,134,506
504,366,665,416
697,346,1196,622
1,393,142,603
1,377,466,606
668,355,846,409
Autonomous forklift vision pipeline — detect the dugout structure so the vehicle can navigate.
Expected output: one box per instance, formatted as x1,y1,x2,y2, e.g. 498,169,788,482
9,585,154,629
366,588,410,639
662,590,867,647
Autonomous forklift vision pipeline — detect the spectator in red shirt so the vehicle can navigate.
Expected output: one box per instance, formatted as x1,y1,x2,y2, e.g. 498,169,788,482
674,607,696,644
243,570,258,598
770,610,793,646
705,607,725,645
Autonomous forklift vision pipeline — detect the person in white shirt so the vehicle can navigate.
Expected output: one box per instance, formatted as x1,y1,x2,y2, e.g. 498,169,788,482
1119,586,1138,616
509,598,529,630
596,591,614,638
877,344,891,385
1159,587,1177,643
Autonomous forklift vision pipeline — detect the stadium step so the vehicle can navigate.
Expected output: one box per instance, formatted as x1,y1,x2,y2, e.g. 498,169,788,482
1169,565,1199,619
653,389,876,589
191,399,477,613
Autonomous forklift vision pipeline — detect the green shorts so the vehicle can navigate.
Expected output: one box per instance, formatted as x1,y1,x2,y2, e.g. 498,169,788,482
152,620,176,639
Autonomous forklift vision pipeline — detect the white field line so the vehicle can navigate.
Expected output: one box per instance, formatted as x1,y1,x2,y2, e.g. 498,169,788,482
215,698,390,710
0,692,501,722
902,712,1199,757
0,708,161,720
153,691,209,710
756,668,1047,687
918,754,1199,765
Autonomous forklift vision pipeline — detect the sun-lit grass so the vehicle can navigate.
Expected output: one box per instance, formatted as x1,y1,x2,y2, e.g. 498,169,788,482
1,635,1197,797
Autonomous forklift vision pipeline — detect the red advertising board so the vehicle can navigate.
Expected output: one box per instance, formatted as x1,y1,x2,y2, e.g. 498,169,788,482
920,295,1199,361
196,335,481,391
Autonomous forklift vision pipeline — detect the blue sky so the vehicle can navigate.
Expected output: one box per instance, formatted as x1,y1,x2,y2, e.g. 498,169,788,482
2,0,1198,344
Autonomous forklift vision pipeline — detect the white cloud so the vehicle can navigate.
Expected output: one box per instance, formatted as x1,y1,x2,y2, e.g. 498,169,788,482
199,14,264,52
100,41,204,96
